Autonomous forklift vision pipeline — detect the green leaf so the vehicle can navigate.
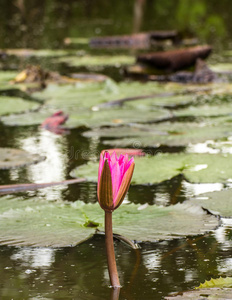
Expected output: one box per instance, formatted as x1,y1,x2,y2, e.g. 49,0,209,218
56,54,135,67
0,71,21,91
1,81,171,128
165,288,232,299
189,189,232,217
0,96,40,116
4,48,76,57
174,102,232,118
0,196,219,247
0,148,45,169
1,106,169,128
124,94,196,109
70,153,232,184
197,277,232,289
209,62,232,72
84,122,232,147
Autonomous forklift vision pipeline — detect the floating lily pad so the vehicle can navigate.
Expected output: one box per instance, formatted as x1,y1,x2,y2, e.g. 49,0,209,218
68,107,170,129
0,71,19,90
207,140,232,154
0,71,18,82
0,148,45,169
197,277,232,289
0,80,171,127
84,122,232,147
0,196,219,247
0,108,52,126
174,102,232,118
209,63,232,72
0,96,40,116
189,189,232,217
32,80,120,111
2,48,75,57
71,153,232,184
56,54,135,67
124,94,197,109
1,105,169,128
32,80,167,108
165,288,232,299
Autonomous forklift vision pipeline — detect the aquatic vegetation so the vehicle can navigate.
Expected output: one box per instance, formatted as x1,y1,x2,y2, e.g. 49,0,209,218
97,151,134,212
0,195,219,247
71,152,232,185
197,277,232,289
1,10,232,298
0,148,45,169
97,151,134,287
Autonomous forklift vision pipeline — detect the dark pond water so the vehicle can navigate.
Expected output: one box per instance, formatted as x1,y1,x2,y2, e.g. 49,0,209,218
1,1,232,299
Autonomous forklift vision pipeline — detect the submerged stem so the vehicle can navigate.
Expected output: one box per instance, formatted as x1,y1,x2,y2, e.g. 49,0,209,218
105,211,121,288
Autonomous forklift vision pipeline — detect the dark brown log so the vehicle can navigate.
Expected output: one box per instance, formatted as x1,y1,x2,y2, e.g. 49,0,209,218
90,33,150,49
90,31,179,49
148,59,219,83
0,178,86,195
136,45,212,71
149,30,178,40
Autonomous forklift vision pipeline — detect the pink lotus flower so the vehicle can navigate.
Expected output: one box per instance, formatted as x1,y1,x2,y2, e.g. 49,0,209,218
97,151,135,212
102,148,145,157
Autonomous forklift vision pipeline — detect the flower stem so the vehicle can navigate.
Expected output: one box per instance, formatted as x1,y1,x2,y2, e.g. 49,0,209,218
105,211,120,288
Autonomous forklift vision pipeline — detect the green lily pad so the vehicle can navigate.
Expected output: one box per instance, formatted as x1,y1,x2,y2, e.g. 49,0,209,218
165,288,232,299
84,122,232,147
1,80,171,128
124,93,197,109
0,108,52,126
189,189,232,217
71,153,232,184
207,140,232,154
197,277,232,289
0,196,219,247
32,80,167,108
1,105,169,128
0,71,19,91
209,63,232,72
174,102,232,118
67,107,170,129
166,277,232,299
0,96,40,116
3,48,75,57
56,54,135,68
0,71,18,82
0,148,45,169
32,79,118,105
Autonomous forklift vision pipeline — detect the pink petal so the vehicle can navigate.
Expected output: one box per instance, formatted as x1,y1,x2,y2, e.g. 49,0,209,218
111,162,121,204
124,157,134,173
98,154,104,184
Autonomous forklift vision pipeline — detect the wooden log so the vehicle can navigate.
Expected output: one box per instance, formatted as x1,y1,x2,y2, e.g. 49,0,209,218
149,30,178,40
136,45,212,71
0,178,86,195
90,31,179,49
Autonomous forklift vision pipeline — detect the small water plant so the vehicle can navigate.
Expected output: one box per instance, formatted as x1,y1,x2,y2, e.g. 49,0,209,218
97,150,135,288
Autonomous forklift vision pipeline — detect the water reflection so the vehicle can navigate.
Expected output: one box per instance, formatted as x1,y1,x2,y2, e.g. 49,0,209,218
0,226,231,299
11,248,55,268
20,129,68,183
17,129,68,200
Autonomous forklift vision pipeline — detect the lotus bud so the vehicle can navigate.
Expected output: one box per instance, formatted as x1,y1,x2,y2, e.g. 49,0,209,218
97,151,135,212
